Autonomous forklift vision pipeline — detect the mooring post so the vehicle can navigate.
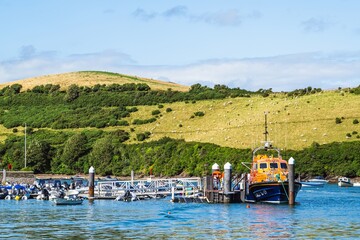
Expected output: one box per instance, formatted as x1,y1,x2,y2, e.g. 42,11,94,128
288,157,295,205
240,173,246,203
131,170,134,187
2,169,6,185
224,162,232,203
212,163,219,174
89,166,95,201
212,163,220,191
171,186,175,201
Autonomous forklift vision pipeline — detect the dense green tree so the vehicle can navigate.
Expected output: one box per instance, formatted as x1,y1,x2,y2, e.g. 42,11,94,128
60,133,89,172
90,136,114,175
64,84,80,102
26,140,52,173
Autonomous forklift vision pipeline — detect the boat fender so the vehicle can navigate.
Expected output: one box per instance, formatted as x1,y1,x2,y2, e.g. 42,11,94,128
22,195,28,200
275,174,280,181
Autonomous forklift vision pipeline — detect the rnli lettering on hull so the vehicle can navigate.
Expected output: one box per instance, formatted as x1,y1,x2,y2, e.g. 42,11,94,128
254,189,267,198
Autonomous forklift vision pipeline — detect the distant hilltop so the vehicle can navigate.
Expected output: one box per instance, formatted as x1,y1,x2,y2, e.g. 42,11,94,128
0,71,190,92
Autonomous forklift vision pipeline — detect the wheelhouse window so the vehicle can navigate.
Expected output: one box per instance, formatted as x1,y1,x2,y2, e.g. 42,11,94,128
259,163,267,169
270,163,278,169
280,163,287,169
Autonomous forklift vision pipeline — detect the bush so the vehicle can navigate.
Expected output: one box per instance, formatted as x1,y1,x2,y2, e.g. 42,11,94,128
346,133,352,138
194,111,205,117
132,118,157,125
166,108,172,112
136,132,151,141
136,133,146,141
353,119,359,124
152,110,161,115
335,118,342,124
118,120,129,126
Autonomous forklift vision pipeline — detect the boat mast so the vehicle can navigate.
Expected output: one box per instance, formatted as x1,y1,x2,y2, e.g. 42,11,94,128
24,123,27,168
264,111,269,142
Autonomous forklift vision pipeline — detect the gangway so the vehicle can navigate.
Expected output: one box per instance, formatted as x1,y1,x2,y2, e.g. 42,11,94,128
81,177,203,199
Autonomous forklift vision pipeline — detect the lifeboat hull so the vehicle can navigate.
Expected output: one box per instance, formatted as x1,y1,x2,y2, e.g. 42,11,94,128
246,181,302,204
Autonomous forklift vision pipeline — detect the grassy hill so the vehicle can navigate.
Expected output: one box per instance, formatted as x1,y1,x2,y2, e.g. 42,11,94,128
0,71,190,92
0,71,359,151
118,91,360,150
1,91,358,151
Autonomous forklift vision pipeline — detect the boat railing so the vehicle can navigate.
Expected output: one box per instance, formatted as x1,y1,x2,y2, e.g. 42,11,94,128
94,177,202,198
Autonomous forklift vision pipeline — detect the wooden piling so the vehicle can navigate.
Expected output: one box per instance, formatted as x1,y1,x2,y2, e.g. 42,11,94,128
223,162,232,203
240,173,246,203
288,157,295,205
2,169,6,185
89,166,95,201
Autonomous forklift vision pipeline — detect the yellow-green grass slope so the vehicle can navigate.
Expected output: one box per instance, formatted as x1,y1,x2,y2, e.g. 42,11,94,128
0,71,190,92
122,91,360,150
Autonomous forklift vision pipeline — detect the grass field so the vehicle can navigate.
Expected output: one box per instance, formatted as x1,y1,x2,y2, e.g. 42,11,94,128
100,90,359,150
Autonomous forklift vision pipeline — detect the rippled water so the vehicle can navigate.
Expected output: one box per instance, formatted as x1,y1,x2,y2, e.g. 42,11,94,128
1,184,359,239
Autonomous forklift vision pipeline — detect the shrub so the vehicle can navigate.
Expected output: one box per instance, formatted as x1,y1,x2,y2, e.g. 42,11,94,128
158,104,164,109
194,111,205,117
335,118,342,124
132,118,157,125
353,119,359,124
166,108,172,112
152,110,161,115
346,133,352,138
128,107,138,112
118,120,129,126
136,132,151,141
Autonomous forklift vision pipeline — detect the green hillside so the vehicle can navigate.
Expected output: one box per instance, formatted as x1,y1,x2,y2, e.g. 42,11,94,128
0,71,359,177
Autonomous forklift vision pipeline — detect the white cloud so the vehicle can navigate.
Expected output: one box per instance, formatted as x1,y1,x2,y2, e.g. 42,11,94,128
0,47,136,84
120,52,360,91
301,17,333,33
1,49,359,91
132,6,260,26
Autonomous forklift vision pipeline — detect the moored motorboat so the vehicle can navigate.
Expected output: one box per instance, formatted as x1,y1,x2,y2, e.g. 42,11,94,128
52,190,83,205
0,186,9,199
338,177,353,187
300,181,325,188
243,113,302,204
53,197,83,205
308,176,329,184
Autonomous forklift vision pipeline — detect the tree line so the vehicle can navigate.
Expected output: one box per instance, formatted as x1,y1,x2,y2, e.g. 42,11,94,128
0,128,359,178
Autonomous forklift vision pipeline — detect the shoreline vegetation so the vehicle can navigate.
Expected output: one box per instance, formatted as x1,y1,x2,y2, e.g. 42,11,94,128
0,71,359,179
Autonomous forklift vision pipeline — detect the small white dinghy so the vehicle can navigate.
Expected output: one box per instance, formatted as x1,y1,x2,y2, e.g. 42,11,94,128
53,190,83,205
338,177,353,187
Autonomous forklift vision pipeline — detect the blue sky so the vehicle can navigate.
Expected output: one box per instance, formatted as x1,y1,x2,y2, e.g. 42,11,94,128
1,0,360,91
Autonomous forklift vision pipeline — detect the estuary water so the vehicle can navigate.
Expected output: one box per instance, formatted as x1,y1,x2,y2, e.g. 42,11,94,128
1,184,359,239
